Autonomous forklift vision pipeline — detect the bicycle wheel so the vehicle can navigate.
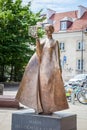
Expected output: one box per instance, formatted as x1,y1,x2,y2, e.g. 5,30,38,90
77,89,87,104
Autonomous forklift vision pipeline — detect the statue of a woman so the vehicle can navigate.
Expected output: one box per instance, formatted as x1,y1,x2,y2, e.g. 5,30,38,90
16,24,68,114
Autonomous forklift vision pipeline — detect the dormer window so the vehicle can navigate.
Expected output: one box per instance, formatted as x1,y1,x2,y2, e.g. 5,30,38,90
60,17,73,31
60,21,67,30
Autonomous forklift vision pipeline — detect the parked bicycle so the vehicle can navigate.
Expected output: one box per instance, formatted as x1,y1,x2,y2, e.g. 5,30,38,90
76,86,87,104
65,82,87,104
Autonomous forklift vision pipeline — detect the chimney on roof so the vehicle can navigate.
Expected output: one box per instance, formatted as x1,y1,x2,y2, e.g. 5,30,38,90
78,5,87,18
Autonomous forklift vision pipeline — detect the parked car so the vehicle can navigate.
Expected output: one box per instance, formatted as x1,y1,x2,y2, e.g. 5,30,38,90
68,74,87,86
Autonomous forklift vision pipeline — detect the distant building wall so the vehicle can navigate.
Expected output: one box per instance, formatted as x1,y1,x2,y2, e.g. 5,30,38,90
53,31,87,82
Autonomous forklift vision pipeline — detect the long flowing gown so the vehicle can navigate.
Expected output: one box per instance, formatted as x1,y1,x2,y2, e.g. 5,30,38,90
16,38,68,114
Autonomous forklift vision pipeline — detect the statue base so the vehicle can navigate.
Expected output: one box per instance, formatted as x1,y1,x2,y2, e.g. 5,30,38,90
12,109,77,130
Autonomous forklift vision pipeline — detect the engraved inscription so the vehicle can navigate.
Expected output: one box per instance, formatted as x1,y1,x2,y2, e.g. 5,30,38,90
13,115,57,130
14,124,56,130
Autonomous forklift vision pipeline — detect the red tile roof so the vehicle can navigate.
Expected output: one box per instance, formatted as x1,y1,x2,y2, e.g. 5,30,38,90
50,10,87,33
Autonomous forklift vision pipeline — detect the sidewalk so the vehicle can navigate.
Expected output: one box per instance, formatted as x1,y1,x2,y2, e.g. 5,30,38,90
0,87,87,130
67,102,87,130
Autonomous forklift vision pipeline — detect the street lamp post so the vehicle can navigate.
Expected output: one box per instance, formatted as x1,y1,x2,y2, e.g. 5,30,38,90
81,26,87,74
81,29,84,73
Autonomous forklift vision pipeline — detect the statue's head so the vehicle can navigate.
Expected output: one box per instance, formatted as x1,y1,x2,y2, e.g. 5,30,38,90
45,24,54,35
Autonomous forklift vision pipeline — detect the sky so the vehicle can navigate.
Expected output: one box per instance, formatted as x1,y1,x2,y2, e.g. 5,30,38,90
22,0,87,13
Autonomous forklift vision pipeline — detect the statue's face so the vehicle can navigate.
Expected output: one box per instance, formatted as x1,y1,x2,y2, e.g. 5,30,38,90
45,26,53,36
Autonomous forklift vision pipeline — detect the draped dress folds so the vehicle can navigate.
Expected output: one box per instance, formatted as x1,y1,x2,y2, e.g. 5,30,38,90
16,38,68,114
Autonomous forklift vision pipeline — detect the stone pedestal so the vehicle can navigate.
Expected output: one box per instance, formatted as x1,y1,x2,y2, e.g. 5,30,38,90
12,109,77,130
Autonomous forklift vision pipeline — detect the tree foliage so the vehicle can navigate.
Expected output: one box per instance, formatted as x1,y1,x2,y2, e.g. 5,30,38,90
0,0,44,81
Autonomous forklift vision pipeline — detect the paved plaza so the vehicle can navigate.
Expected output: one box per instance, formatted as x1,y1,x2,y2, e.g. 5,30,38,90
0,87,87,130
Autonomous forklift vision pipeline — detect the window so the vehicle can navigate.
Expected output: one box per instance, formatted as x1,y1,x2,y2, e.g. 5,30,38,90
59,42,65,51
77,41,84,50
77,59,83,70
78,42,81,50
60,21,67,30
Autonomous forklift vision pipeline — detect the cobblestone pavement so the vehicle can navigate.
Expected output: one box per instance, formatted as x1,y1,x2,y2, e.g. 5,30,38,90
0,87,87,130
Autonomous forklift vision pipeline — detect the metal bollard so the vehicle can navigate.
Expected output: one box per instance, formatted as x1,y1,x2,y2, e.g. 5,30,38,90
0,84,4,95
71,90,75,104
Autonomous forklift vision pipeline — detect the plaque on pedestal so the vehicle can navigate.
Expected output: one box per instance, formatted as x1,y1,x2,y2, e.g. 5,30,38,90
12,109,77,130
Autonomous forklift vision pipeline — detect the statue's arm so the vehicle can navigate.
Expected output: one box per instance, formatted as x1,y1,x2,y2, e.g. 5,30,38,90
56,40,62,73
36,37,43,63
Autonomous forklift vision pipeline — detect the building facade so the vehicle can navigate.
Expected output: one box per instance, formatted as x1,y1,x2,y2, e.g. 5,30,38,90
43,5,87,81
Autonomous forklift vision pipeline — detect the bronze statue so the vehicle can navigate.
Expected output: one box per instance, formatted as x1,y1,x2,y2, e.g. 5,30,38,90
16,24,68,114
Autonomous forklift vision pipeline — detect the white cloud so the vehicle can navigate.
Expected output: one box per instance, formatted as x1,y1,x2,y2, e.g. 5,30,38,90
32,0,75,4
22,0,87,13
30,0,75,12
22,0,75,6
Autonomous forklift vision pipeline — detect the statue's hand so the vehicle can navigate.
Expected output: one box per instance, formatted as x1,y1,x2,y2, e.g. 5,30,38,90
29,26,38,38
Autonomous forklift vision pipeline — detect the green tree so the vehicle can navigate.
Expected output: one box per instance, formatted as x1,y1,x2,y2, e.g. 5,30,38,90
0,0,44,81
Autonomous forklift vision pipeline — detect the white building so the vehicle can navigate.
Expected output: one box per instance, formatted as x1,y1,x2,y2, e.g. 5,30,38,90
44,5,87,81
